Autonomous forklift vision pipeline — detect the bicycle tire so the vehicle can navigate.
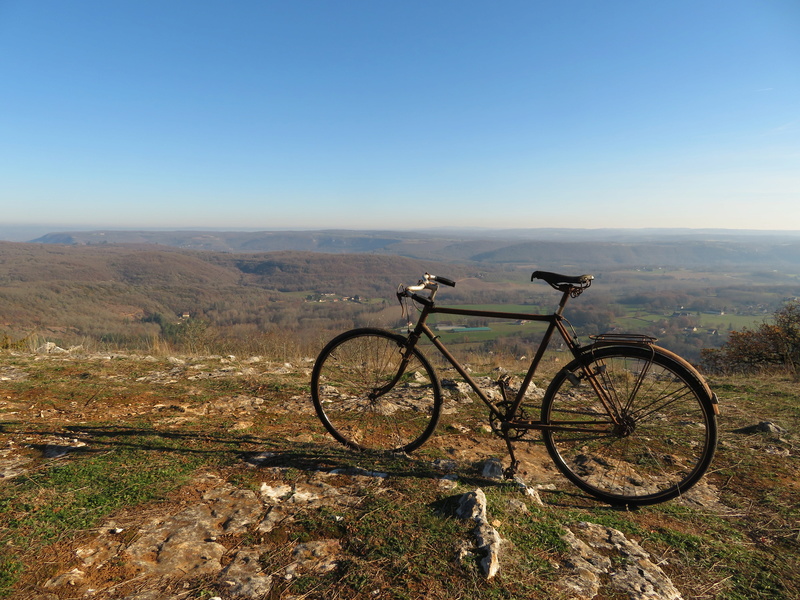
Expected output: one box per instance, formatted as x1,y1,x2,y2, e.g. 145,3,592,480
311,328,442,453
541,344,717,506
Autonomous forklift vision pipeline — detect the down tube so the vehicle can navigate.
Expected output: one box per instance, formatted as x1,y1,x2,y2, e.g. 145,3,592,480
418,322,501,415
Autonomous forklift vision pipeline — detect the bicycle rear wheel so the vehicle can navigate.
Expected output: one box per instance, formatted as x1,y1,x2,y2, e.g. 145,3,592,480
311,328,442,453
541,344,717,506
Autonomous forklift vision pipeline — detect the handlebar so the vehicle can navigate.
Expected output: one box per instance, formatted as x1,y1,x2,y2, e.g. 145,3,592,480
404,273,455,292
427,273,456,287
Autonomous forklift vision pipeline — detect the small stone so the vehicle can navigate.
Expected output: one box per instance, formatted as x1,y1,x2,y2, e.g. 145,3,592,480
449,423,471,433
734,421,787,435
432,458,458,472
244,451,275,466
481,457,504,480
439,475,459,491
44,568,85,588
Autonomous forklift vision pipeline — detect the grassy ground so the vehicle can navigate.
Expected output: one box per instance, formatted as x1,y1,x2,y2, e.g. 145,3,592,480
0,351,798,599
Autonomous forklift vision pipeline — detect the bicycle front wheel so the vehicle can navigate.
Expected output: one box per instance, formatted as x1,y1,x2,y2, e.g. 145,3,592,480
311,328,442,453
541,345,717,506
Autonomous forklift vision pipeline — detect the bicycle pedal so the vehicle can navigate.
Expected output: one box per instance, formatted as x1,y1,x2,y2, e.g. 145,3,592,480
496,375,513,401
503,461,520,479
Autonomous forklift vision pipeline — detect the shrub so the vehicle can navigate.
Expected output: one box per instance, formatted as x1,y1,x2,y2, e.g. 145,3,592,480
702,301,800,375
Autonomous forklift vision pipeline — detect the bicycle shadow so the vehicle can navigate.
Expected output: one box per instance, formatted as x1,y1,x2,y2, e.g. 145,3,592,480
5,423,618,508
5,422,499,485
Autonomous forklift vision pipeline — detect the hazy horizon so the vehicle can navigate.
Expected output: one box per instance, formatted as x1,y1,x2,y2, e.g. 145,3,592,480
4,223,800,244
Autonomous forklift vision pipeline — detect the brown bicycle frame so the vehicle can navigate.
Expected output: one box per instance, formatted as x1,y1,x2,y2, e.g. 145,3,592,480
401,286,625,434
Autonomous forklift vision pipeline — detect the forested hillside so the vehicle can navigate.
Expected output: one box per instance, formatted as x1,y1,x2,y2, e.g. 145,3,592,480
3,233,800,363
0,242,472,355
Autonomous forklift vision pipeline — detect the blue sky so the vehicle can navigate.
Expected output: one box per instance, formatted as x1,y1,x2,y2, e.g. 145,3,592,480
1,1,798,232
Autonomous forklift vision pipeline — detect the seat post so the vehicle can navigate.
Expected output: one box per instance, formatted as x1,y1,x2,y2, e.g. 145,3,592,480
555,288,572,316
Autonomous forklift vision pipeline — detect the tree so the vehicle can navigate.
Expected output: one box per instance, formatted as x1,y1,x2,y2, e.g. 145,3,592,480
701,301,800,375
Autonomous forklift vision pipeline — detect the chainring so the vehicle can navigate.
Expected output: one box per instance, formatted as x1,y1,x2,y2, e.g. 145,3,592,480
489,401,531,441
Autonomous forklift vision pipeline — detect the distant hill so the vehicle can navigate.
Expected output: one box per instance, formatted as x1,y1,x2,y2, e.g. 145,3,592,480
31,230,417,254
30,228,800,270
0,242,463,292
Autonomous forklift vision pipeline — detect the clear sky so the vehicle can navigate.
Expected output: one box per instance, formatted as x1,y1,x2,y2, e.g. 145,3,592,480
1,1,798,232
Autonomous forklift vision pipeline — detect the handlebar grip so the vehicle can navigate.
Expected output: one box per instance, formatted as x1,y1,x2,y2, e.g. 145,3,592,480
428,274,456,287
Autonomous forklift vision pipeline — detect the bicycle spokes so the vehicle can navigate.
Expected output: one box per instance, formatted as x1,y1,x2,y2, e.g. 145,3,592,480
543,347,716,505
311,329,442,453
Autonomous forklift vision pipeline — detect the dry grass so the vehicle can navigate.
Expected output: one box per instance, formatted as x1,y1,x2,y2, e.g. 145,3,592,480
1,351,798,599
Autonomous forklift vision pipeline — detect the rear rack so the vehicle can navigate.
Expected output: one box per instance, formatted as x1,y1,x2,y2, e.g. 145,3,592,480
589,333,658,346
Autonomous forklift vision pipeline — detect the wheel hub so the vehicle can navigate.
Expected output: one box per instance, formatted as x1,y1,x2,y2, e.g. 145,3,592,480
613,414,636,437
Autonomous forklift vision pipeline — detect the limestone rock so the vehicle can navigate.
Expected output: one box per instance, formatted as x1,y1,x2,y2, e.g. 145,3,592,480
220,549,273,598
124,484,261,576
457,489,503,579
481,457,504,480
284,539,342,579
559,521,683,600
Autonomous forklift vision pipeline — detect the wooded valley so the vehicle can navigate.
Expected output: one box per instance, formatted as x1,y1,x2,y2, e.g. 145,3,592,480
2,229,800,364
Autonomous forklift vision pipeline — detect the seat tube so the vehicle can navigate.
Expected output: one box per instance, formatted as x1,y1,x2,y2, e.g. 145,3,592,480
513,289,573,407
514,317,558,406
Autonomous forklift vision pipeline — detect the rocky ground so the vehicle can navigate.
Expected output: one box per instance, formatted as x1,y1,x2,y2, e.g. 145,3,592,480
1,349,797,599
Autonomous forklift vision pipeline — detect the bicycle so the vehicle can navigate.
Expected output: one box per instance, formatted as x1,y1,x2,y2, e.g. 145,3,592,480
311,271,720,505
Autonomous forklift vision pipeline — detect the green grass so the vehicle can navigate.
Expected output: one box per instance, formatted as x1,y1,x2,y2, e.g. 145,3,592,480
277,480,563,599
0,433,203,595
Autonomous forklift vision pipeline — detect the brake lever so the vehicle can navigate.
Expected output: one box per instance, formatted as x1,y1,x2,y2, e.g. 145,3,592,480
396,285,410,323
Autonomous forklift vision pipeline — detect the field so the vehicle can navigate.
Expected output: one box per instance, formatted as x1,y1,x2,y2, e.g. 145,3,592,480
1,348,798,599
